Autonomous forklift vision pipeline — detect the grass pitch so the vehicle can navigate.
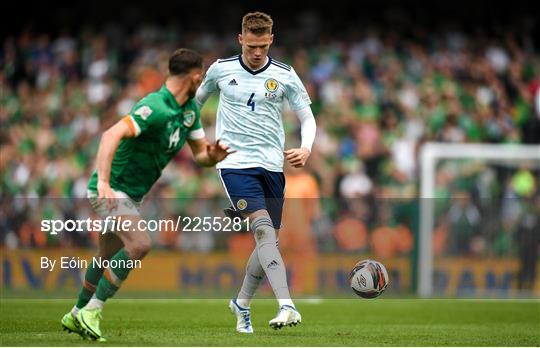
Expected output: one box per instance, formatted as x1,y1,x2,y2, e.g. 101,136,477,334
1,298,539,346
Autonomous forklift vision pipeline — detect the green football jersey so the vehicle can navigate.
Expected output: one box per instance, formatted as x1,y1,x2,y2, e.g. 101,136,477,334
88,85,203,201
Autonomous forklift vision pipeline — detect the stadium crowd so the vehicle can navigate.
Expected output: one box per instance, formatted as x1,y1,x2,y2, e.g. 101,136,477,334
1,20,539,265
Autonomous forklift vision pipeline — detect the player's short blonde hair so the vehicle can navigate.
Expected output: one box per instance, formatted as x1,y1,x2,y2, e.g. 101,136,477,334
242,12,273,35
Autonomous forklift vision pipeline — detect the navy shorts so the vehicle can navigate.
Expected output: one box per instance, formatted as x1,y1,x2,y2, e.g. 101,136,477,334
218,167,285,229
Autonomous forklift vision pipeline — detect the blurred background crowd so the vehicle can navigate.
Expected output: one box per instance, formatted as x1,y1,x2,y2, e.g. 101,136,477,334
1,3,539,290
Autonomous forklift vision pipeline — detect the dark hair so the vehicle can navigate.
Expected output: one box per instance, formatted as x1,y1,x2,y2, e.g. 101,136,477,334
168,48,203,76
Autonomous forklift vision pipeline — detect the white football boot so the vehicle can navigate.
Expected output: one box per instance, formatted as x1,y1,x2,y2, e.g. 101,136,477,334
229,298,254,333
268,305,301,329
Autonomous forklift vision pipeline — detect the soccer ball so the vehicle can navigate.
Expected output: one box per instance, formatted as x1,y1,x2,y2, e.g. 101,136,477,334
349,260,389,298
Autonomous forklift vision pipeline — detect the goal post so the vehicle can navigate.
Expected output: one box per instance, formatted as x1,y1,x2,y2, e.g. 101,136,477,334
418,142,540,297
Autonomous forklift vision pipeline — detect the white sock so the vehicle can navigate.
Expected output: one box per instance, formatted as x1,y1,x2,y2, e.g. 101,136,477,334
236,298,251,309
270,239,296,308
237,248,265,308
85,295,104,310
251,217,293,306
71,305,79,317
278,298,295,308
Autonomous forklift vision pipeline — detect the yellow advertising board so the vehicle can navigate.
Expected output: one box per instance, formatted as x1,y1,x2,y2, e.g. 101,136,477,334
1,249,538,297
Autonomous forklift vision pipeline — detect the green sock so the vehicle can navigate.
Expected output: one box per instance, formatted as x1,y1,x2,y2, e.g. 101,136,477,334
95,249,134,302
76,259,104,309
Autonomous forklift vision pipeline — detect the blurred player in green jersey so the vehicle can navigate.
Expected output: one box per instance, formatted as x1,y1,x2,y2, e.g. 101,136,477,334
61,48,232,341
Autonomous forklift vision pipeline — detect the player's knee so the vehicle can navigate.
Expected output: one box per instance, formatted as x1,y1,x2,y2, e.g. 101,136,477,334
98,244,122,260
128,244,151,260
126,237,151,260
251,216,276,244
96,250,113,260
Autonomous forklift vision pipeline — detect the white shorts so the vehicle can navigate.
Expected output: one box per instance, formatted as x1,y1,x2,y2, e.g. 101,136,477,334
87,189,141,218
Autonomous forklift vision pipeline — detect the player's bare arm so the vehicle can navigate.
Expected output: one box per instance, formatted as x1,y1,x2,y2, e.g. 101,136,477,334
96,118,135,207
188,138,235,167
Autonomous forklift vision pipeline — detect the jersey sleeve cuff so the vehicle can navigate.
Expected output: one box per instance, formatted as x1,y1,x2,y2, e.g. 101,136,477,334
188,128,205,140
123,115,141,137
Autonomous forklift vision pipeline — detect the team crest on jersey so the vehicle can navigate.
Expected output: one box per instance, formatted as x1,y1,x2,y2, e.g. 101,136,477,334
183,110,195,127
264,78,279,92
134,105,153,120
237,199,248,210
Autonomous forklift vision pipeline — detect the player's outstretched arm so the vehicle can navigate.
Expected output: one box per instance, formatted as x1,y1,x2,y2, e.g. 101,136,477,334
188,138,234,167
95,118,136,206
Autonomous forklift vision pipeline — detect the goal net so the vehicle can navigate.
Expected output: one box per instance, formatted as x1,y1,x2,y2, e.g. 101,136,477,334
419,143,540,297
